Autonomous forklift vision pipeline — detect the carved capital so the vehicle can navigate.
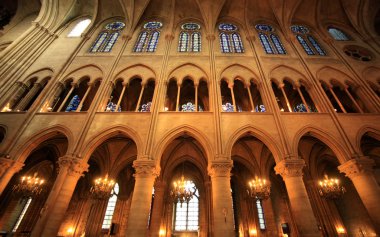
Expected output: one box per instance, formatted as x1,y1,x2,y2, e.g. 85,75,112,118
0,158,24,177
275,159,305,178
206,34,216,41
133,159,160,178
57,156,88,178
338,157,375,179
208,160,233,178
165,34,174,40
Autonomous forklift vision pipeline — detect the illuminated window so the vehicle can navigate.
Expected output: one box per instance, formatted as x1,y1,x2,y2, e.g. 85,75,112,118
90,21,125,53
12,198,32,232
102,183,119,229
291,25,326,56
328,27,350,41
134,21,163,52
68,19,91,37
255,24,286,55
174,181,199,231
178,23,201,52
219,23,244,53
256,199,266,230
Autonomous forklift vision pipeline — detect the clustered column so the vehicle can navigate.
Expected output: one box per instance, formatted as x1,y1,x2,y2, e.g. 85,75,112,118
275,159,321,237
0,157,24,195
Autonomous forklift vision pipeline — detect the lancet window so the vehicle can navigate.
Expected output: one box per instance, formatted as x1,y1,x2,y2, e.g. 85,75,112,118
328,27,350,41
102,183,119,230
219,23,244,53
178,23,201,52
134,21,163,52
90,21,125,53
173,181,199,231
68,19,91,37
291,25,326,56
255,24,286,54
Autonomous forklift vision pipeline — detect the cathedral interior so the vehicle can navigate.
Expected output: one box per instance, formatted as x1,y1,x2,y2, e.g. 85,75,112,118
0,0,380,236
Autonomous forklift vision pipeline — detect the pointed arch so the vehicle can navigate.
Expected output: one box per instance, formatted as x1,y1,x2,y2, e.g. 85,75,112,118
168,63,208,84
269,65,309,86
113,64,156,84
63,64,103,83
220,64,260,85
20,68,54,83
317,66,356,86
356,126,380,155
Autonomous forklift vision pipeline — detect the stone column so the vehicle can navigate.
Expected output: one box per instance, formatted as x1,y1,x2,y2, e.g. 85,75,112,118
0,157,24,195
45,82,64,112
126,159,159,237
32,156,88,237
7,83,28,110
275,159,321,237
208,160,235,237
14,82,42,111
149,181,166,237
338,157,380,233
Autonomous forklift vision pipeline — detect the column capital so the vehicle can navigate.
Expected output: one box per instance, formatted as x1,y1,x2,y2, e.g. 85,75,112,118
338,157,375,178
0,157,24,176
206,34,216,41
133,159,160,178
165,34,175,40
208,160,233,177
57,156,88,177
275,159,305,178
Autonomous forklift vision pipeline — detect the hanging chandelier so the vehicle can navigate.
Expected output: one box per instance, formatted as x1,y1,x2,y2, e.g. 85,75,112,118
247,176,271,200
170,175,195,206
318,175,346,199
90,174,115,199
12,173,45,198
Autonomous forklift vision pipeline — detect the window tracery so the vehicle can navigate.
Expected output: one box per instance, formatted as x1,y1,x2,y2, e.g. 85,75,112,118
291,25,326,56
90,21,125,53
174,181,199,231
255,24,286,54
178,23,201,52
134,21,163,52
219,23,244,53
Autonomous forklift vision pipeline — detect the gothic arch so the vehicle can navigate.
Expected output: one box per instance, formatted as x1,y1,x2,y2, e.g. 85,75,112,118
220,64,260,85
114,64,156,84
317,66,356,86
19,68,54,84
80,125,143,162
62,64,103,83
269,65,309,86
11,125,73,163
168,63,208,84
225,125,283,163
153,125,214,164
293,126,350,164
363,66,380,84
356,126,380,155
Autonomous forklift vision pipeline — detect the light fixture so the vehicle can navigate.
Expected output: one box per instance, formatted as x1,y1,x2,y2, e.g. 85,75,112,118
247,176,270,200
12,172,45,198
90,174,115,199
170,163,195,206
318,175,346,199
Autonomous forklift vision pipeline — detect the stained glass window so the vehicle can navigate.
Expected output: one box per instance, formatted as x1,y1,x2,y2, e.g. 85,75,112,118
102,183,119,229
134,21,163,52
259,33,274,54
174,181,199,231
219,23,243,53
328,27,350,41
89,21,125,53
12,198,32,232
68,19,91,37
291,25,326,56
256,199,266,230
255,24,286,55
178,23,201,52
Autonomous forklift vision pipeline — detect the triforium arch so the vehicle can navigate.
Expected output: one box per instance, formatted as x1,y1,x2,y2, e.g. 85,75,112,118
363,67,380,97
357,127,380,184
152,133,209,237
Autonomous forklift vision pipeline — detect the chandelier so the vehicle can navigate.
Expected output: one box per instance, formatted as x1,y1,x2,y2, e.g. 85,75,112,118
170,175,195,206
247,176,271,200
90,175,115,199
12,173,45,198
318,175,346,199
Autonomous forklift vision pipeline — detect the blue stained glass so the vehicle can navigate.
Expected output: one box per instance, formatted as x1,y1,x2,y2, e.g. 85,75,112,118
259,33,274,54
220,33,231,53
307,36,326,56
291,25,309,34
181,102,195,112
65,95,80,112
293,103,308,112
255,24,273,32
192,32,201,52
232,33,244,53
178,32,189,52
140,102,151,112
147,31,160,52
134,31,148,52
270,34,286,54
296,35,314,55
255,105,266,112
106,102,121,112
222,103,234,112
105,22,125,30
144,21,163,30
182,23,200,30
90,32,108,52
219,23,237,32
328,27,349,41
103,32,120,52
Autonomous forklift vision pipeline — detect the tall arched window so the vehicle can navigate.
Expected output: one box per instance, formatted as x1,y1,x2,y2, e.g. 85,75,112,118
291,25,326,56
102,183,119,230
219,23,244,53
255,24,286,54
174,181,199,231
178,23,201,52
134,21,163,52
68,19,91,37
328,27,350,41
90,21,125,53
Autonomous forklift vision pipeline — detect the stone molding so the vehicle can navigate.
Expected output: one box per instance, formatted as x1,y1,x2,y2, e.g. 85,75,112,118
338,157,375,179
275,159,305,178
57,156,88,177
0,157,24,177
208,160,233,177
206,34,216,41
133,159,160,178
